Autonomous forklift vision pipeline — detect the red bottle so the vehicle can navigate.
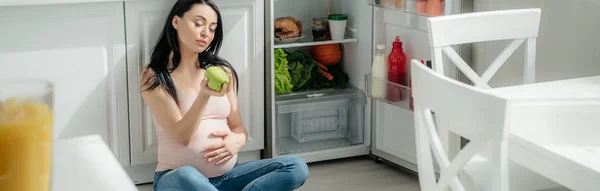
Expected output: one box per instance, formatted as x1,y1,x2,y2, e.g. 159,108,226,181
387,36,407,102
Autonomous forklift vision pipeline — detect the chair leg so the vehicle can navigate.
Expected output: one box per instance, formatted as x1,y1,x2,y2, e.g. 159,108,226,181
415,106,438,191
491,140,510,191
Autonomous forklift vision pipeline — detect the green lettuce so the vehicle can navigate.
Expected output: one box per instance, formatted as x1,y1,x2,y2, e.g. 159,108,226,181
274,48,293,94
286,50,318,90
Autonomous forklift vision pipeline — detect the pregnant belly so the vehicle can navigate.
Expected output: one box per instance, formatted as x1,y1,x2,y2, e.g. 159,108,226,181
171,119,237,178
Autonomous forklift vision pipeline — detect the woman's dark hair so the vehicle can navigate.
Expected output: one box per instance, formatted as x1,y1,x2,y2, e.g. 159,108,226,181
143,0,239,104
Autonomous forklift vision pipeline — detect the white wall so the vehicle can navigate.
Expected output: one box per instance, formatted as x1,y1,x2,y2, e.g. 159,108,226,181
471,0,600,87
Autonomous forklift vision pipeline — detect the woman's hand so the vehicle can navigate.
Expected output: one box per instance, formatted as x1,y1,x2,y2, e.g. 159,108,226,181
203,131,246,165
199,74,233,97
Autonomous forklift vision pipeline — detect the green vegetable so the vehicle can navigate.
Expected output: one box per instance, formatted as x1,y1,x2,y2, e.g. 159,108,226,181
274,47,349,94
286,50,318,90
274,48,293,94
295,63,349,91
205,66,230,92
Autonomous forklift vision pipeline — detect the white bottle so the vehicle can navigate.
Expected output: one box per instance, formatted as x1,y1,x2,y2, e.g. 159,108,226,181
371,44,388,99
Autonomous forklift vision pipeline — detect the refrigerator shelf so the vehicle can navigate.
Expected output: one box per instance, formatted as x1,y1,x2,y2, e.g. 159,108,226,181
367,0,403,10
274,31,358,49
403,0,445,17
367,0,447,17
366,74,413,111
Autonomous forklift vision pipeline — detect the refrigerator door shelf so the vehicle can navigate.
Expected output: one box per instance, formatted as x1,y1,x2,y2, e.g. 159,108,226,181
366,73,413,111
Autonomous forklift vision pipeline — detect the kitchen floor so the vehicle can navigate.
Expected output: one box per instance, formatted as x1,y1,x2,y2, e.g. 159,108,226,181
136,155,421,191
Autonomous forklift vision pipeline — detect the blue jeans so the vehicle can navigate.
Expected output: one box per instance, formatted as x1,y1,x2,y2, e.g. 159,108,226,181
153,156,309,191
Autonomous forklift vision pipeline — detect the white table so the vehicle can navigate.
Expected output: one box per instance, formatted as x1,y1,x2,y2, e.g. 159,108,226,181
490,75,600,100
488,75,600,191
52,135,138,191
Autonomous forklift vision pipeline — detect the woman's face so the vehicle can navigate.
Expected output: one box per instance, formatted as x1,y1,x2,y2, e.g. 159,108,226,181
172,4,218,53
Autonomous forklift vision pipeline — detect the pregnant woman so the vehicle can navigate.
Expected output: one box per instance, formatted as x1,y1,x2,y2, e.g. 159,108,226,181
140,0,309,190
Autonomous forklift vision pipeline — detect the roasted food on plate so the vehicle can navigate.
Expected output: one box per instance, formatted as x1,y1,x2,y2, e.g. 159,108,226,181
274,16,303,40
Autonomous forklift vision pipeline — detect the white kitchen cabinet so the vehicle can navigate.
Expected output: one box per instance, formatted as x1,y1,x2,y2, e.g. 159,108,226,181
217,0,265,152
125,0,265,166
124,0,172,167
0,2,130,166
124,0,264,183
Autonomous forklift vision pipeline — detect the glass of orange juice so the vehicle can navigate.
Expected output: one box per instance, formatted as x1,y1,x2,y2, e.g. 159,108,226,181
0,80,53,191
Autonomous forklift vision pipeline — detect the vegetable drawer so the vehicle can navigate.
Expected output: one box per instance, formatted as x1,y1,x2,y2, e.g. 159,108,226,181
275,86,366,154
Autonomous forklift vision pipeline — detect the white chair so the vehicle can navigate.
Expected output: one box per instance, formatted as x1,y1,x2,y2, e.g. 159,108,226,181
427,8,542,158
425,9,562,190
428,8,540,88
411,59,513,191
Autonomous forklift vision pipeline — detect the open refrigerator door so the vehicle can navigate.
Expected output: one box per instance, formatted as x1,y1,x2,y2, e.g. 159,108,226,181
367,0,466,172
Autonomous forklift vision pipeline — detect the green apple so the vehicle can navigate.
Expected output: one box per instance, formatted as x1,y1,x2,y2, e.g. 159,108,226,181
205,66,230,92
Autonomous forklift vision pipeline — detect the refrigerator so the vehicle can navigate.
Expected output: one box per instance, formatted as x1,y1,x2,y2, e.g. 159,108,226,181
264,0,471,173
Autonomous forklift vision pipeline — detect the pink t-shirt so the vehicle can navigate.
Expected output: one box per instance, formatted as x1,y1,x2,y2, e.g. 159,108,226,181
154,87,237,178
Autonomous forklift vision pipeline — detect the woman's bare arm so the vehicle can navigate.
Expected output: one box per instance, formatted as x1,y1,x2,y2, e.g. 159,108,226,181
202,71,248,164
226,74,248,144
140,68,211,146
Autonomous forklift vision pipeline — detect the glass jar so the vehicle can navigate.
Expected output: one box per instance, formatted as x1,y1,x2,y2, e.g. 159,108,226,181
0,79,54,191
312,18,327,40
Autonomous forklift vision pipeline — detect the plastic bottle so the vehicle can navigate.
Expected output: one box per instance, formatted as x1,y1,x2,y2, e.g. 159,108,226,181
387,36,407,102
371,44,388,99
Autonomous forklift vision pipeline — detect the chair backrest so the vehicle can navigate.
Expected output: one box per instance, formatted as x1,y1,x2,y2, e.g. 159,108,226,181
427,8,542,88
411,59,513,191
